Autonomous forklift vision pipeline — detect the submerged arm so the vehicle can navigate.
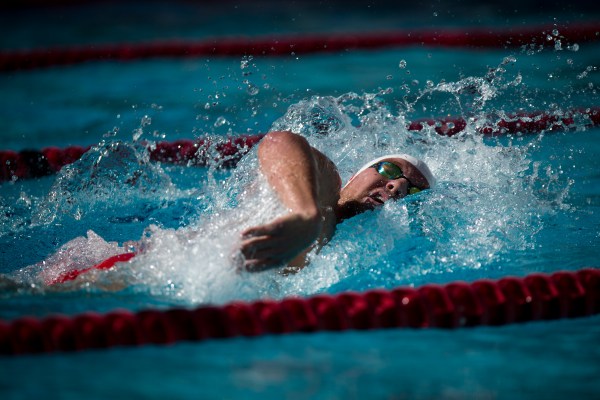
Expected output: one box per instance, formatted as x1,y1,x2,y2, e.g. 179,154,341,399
240,131,338,271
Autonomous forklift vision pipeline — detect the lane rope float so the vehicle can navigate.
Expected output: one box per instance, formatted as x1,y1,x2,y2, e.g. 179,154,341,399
1,268,598,355
1,24,598,72
2,107,599,182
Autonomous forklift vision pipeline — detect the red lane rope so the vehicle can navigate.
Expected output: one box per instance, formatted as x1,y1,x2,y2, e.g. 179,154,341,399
1,25,598,72
0,145,89,181
1,268,598,355
0,135,263,182
2,107,598,183
408,107,600,136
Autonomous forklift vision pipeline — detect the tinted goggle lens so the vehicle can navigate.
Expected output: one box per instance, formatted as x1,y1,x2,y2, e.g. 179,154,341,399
374,161,403,179
408,186,422,195
372,161,422,195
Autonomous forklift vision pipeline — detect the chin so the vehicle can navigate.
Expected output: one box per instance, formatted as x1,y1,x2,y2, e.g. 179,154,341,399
340,200,373,219
357,201,377,213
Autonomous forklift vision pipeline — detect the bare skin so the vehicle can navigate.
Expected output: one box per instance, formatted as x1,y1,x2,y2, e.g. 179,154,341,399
240,131,430,271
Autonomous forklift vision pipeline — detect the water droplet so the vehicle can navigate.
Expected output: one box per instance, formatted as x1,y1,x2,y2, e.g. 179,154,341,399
246,84,260,96
398,60,407,69
386,75,393,80
140,115,152,127
433,11,438,16
514,73,522,84
571,43,579,51
552,28,559,36
103,127,119,138
554,40,562,50
240,55,253,69
214,116,228,127
132,128,143,141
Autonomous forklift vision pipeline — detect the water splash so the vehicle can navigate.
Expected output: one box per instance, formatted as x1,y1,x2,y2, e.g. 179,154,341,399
4,61,577,304
30,140,179,226
269,89,561,294
114,162,290,304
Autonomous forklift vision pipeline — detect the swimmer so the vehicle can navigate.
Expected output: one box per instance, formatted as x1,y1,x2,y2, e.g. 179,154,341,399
240,131,435,272
12,130,434,287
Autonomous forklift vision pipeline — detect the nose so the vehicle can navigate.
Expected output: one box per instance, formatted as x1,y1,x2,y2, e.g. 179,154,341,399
386,179,408,198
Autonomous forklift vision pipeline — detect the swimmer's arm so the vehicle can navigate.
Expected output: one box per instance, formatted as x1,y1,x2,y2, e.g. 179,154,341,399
256,131,322,220
240,131,332,271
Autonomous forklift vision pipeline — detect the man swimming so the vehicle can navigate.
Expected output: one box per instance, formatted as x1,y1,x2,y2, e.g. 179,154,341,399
7,129,434,287
240,130,435,272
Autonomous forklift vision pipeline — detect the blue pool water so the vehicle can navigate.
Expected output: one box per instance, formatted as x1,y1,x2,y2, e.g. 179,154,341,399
1,1,600,399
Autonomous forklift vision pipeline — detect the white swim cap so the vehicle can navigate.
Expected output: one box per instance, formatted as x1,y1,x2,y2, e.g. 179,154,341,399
346,154,436,188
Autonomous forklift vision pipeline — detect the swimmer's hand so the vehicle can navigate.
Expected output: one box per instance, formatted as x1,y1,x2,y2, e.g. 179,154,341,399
240,212,322,272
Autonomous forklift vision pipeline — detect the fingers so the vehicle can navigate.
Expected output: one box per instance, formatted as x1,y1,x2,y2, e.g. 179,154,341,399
239,214,314,273
241,235,287,262
241,218,285,239
241,234,279,256
239,232,294,272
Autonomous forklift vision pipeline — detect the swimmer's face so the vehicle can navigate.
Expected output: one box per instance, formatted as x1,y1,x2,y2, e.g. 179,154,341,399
339,157,430,213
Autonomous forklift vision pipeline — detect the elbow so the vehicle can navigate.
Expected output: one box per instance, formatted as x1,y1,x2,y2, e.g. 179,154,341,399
261,130,306,145
258,131,309,154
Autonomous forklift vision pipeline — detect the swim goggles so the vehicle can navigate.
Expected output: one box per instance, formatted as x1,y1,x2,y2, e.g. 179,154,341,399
370,161,422,195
